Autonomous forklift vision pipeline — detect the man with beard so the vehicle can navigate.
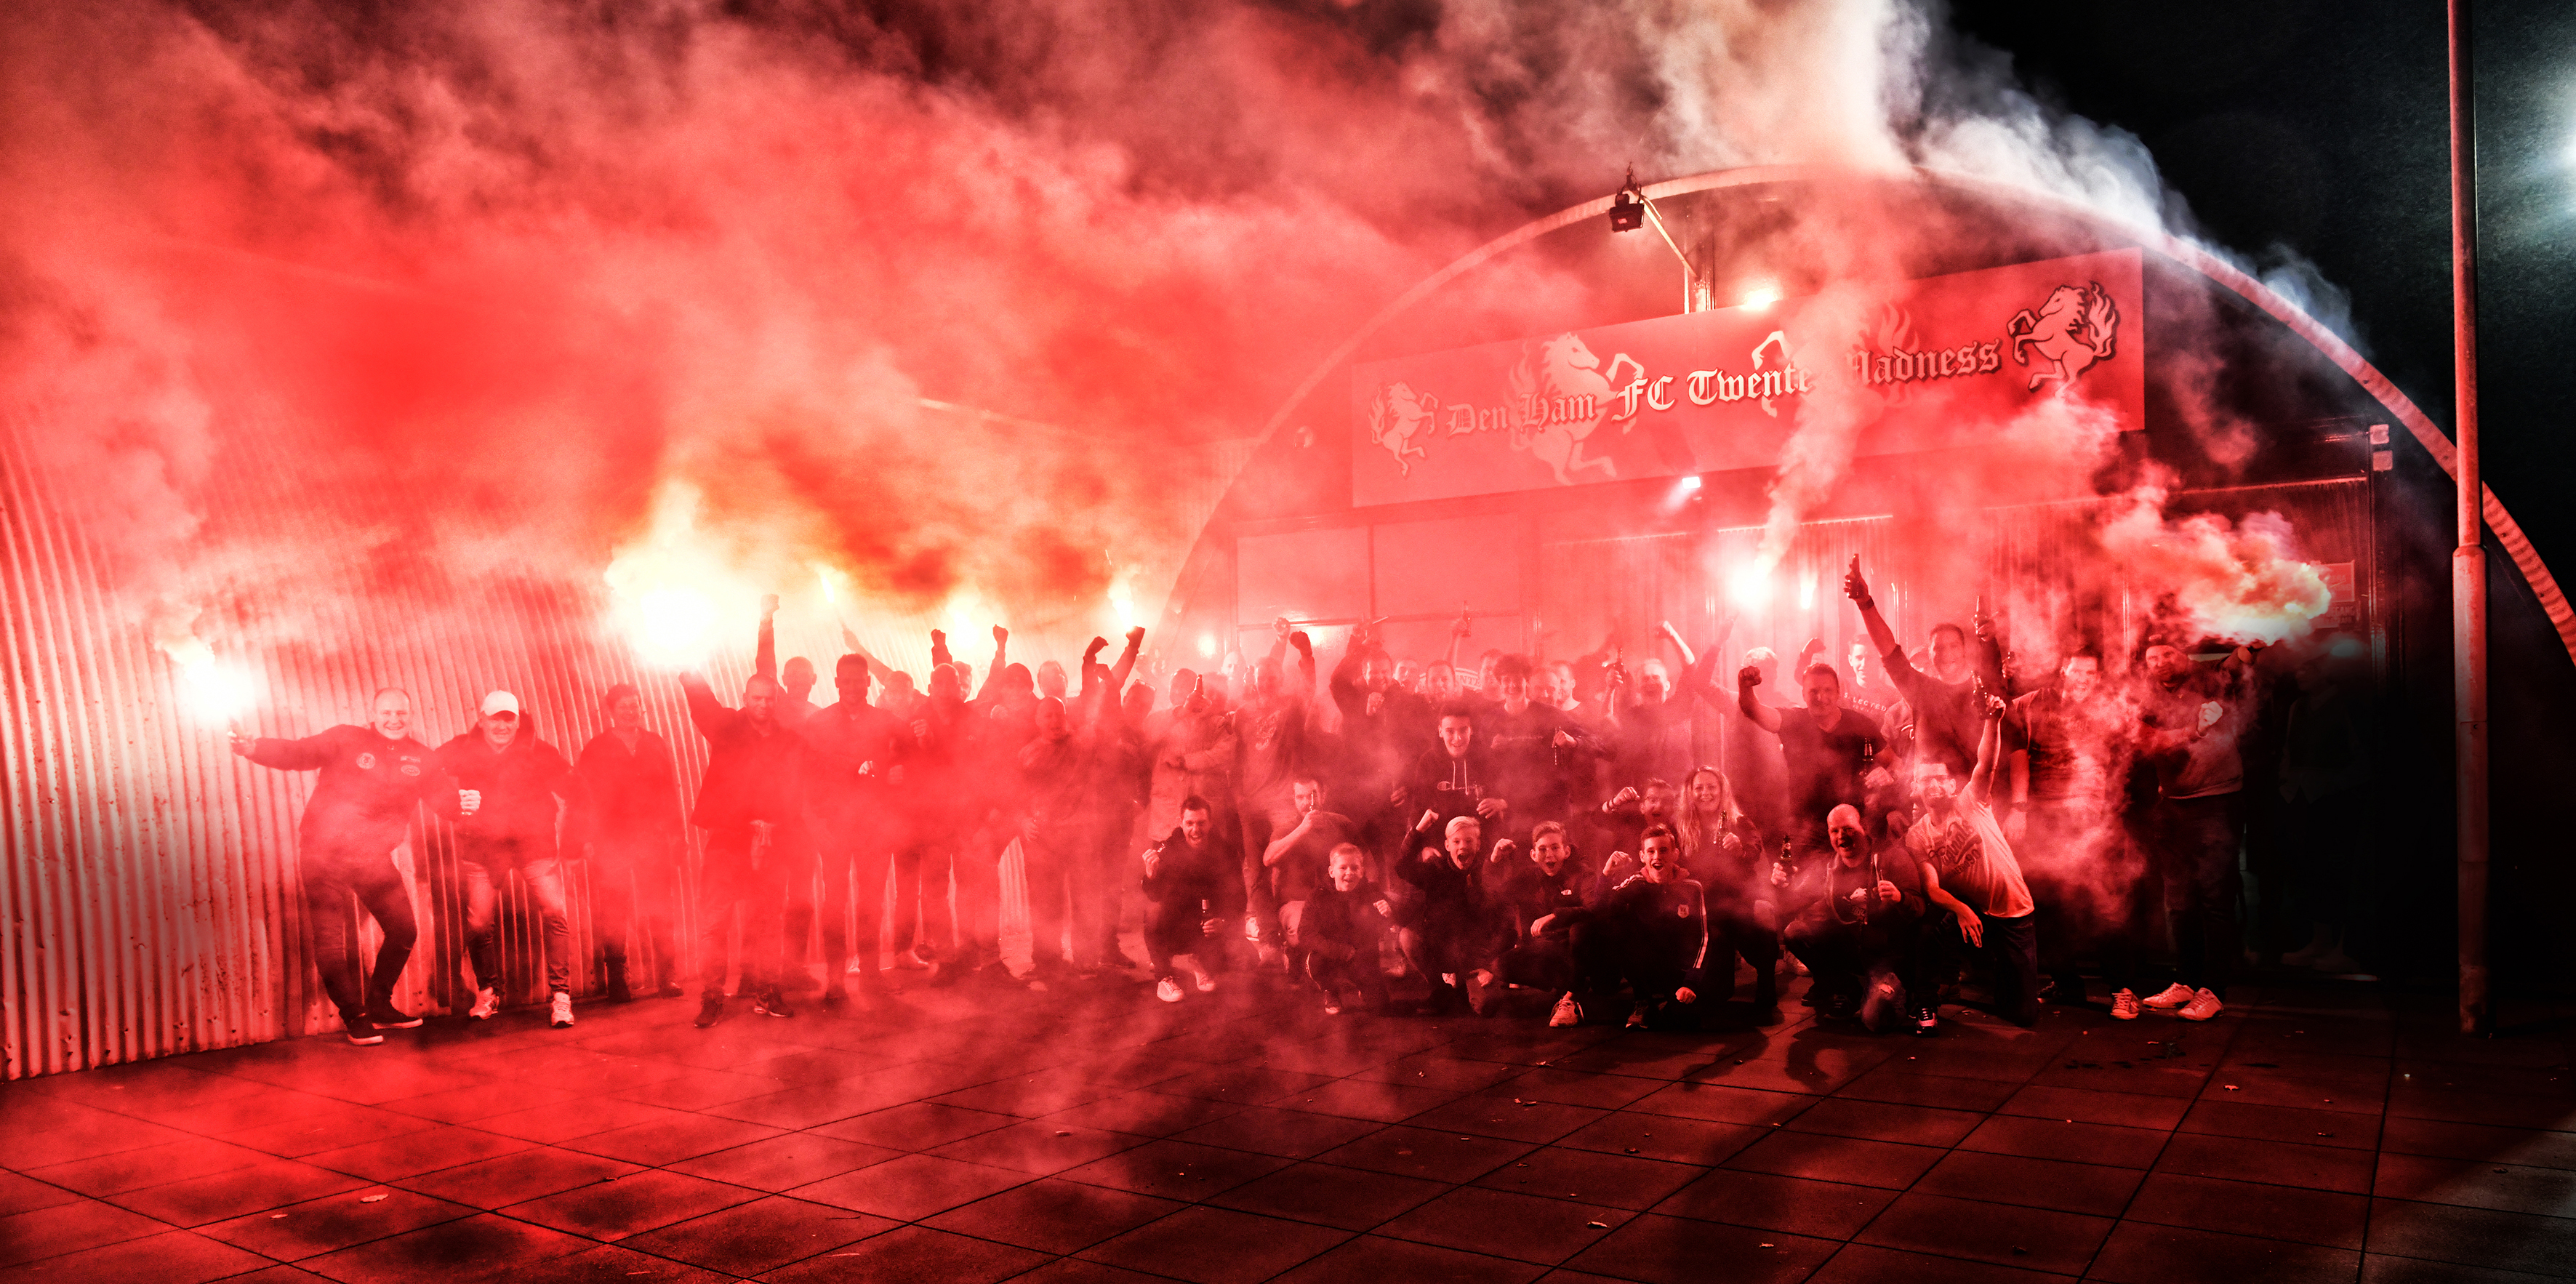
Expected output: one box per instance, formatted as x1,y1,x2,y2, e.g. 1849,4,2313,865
233,688,462,1045
576,683,685,1001
1778,804,1928,1035
437,690,587,1028
1903,696,2039,1032
803,654,910,1006
2006,651,2143,1016
2135,638,2261,1022
682,670,806,1027
1256,777,1361,978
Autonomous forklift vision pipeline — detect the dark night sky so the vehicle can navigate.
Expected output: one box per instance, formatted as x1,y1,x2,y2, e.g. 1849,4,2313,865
1951,0,2576,585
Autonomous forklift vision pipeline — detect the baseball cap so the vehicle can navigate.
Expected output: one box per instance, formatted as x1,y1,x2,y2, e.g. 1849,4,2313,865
479,691,521,718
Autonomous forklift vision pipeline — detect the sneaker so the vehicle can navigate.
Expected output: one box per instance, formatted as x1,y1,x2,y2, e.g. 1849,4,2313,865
754,987,794,1018
657,979,686,998
468,987,500,1020
1911,1005,1940,1037
1626,1003,1648,1029
2140,982,2196,1011
1189,968,1216,995
549,992,575,1029
343,1016,383,1046
1323,997,1344,1016
364,1006,424,1030
1156,977,1185,1003
694,995,726,1028
1549,992,1584,1028
822,985,848,1010
2178,988,2223,1022
2110,988,2142,1020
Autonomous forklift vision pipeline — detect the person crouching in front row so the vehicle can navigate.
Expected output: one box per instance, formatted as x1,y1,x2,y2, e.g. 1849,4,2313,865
1779,803,1928,1035
1536,825,1707,1030
1393,813,1505,1016
1295,843,1395,1015
1141,796,1237,1002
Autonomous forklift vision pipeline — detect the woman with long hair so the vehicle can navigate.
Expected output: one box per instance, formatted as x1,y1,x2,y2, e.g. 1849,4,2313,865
1678,766,1782,1015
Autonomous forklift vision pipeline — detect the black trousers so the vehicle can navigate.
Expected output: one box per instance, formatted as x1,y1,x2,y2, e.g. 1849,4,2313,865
2152,793,2243,998
302,851,417,1023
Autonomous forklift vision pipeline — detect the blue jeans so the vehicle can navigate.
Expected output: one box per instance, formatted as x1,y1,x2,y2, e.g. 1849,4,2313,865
459,842,571,997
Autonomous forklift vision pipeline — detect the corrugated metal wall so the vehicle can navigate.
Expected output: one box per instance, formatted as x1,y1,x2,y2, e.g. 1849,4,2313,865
1,411,1254,1079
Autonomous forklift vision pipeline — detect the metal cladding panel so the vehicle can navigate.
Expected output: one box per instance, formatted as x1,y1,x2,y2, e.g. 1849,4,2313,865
0,421,738,1079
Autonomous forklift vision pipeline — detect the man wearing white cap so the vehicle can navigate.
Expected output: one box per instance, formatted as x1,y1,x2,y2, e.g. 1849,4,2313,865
435,690,588,1028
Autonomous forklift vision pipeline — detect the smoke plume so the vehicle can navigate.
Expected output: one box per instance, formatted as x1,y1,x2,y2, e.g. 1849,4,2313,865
1,0,2338,689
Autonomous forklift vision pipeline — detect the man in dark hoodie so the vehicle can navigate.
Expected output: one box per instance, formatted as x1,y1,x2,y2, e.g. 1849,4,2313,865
803,654,910,1006
683,669,806,1027
234,686,462,1046
1140,797,1238,1002
952,627,1036,982
436,690,587,1030
575,683,684,1002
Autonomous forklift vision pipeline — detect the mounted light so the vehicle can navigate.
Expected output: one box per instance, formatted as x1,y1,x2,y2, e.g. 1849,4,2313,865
1608,189,1646,233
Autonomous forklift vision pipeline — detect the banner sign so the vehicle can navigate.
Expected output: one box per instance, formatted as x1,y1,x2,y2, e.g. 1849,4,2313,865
1351,249,2145,506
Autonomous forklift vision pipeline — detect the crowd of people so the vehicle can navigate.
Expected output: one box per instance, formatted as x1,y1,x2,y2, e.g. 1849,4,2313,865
234,557,2372,1048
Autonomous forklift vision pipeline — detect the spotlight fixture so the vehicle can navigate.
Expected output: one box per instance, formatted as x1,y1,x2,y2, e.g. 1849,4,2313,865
1609,187,1646,233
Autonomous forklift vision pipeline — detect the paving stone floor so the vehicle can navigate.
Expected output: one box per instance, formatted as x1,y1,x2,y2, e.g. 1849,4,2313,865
5,960,2575,1283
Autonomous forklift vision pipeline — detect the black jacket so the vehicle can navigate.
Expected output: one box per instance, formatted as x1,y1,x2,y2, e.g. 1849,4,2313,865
246,725,457,861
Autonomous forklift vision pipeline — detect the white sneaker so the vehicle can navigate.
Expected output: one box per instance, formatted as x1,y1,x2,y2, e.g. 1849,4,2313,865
468,987,499,1020
1549,992,1584,1028
1155,977,1184,1003
1625,1004,1648,1029
549,992,575,1028
1190,967,1216,994
2178,989,2223,1022
2110,989,2142,1021
2140,982,2196,1011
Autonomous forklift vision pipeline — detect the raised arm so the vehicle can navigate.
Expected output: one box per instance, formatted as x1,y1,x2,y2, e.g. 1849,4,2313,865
1967,698,2005,806
1843,558,1901,665
975,625,1007,702
1110,627,1144,693
678,672,732,740
755,594,781,685
238,727,339,770
1657,620,1698,671
1443,609,1471,683
837,622,892,677
1735,665,1784,734
929,628,953,670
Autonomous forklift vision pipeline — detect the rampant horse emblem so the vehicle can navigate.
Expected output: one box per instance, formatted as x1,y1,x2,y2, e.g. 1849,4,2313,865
1366,381,1437,476
1507,334,1635,485
2006,282,2119,393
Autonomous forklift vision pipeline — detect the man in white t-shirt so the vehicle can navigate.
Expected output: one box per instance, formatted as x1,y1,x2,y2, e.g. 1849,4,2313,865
1904,693,2040,1029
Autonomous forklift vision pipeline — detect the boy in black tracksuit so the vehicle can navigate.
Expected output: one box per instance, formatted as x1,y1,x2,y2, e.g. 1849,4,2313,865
1392,813,1506,1014
1473,821,1604,1019
1140,798,1238,1000
1296,843,1395,1014
1541,825,1709,1030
